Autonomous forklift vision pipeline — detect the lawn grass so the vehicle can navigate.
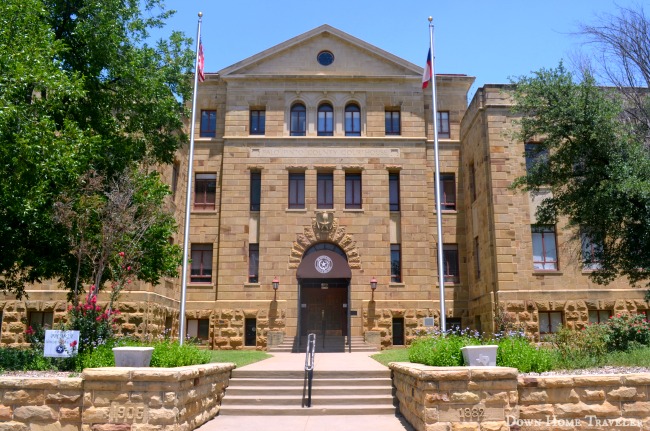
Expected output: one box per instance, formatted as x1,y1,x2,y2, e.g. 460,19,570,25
603,347,650,368
209,350,272,368
371,347,410,366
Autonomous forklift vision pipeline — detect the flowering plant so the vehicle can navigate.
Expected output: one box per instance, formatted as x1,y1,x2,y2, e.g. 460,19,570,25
68,284,120,355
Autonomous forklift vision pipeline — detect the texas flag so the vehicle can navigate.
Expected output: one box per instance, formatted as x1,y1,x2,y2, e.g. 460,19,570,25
198,38,205,82
422,48,432,89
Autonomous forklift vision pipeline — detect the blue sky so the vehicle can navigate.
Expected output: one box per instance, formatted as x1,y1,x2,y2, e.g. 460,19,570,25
152,0,641,97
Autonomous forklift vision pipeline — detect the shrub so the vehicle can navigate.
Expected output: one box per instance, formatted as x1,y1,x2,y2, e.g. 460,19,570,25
605,313,650,351
552,324,609,360
150,340,211,367
497,335,553,373
409,331,481,367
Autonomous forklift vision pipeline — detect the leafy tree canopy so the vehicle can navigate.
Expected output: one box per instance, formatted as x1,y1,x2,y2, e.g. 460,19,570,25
0,0,192,298
511,63,650,286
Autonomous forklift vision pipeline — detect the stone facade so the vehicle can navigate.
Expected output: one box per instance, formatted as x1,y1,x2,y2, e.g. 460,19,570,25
390,362,650,430
6,24,644,349
0,363,234,431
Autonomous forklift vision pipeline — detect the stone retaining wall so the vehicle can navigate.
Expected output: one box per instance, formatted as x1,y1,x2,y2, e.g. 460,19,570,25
390,362,650,430
0,363,235,431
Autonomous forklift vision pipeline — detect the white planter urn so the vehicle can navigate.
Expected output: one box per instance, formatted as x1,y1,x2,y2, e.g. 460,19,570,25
461,345,497,366
112,347,154,367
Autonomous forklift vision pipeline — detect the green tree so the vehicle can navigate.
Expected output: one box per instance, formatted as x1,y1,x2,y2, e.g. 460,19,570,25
0,0,192,298
511,63,650,286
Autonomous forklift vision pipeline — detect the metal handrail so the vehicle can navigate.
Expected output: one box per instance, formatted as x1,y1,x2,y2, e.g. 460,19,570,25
302,333,316,407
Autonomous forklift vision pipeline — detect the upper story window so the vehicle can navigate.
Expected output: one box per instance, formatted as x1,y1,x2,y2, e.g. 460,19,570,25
391,244,402,283
345,103,361,136
194,173,217,211
290,103,306,136
288,172,305,209
385,110,401,136
442,244,460,283
190,244,213,283
345,172,362,209
248,244,259,283
389,172,400,212
437,111,450,139
532,225,558,270
200,110,217,138
525,143,549,173
581,231,603,270
317,103,334,136
436,173,456,210
317,172,334,209
469,162,476,202
250,109,266,135
317,51,335,66
250,171,261,211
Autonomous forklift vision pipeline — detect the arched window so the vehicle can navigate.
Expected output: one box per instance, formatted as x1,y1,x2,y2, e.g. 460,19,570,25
345,103,361,136
317,103,333,136
290,103,306,136
303,243,348,260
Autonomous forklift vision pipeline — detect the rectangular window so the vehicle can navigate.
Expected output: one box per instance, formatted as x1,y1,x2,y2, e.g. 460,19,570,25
474,236,480,278
171,162,179,200
436,173,456,210
525,143,549,173
248,244,259,283
250,171,261,211
200,110,216,138
581,232,602,270
194,173,216,210
187,318,209,340
288,172,305,209
539,311,563,335
28,311,53,329
317,172,334,209
345,173,362,209
588,310,611,324
437,111,450,139
385,110,401,135
391,244,402,283
532,225,558,270
190,244,212,283
469,162,476,202
250,109,266,135
389,172,400,212
442,244,460,283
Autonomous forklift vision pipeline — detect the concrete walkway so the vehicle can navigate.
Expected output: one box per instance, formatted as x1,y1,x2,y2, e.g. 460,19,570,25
195,352,415,431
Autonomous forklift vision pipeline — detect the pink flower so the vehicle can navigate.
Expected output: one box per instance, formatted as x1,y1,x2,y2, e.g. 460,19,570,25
25,326,34,336
127,266,131,271
118,252,125,257
70,340,78,348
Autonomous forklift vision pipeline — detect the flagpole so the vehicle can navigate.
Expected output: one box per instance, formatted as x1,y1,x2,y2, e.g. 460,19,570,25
429,16,447,332
179,11,203,345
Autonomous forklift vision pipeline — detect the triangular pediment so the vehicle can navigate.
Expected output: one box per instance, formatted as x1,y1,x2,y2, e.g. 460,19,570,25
218,24,422,79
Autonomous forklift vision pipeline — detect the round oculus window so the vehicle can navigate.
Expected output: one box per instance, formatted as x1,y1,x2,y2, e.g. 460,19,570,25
317,51,334,66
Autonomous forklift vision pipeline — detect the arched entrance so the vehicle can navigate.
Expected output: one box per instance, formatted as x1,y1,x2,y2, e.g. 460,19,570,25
297,243,352,352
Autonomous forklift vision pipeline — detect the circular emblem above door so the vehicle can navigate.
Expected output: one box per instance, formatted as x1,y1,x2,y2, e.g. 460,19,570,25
314,255,333,274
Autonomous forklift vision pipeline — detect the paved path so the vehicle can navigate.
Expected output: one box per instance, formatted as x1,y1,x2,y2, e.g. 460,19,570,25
195,352,415,431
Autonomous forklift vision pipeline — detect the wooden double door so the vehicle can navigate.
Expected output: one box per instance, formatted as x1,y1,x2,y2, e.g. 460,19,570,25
300,279,348,337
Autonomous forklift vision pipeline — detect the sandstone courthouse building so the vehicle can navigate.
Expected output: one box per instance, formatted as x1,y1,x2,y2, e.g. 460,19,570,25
7,25,646,350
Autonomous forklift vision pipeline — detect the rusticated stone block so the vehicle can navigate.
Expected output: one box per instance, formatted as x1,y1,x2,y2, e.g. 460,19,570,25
622,401,650,417
607,387,641,400
554,401,619,418
13,405,56,422
583,389,605,401
481,422,509,431
0,405,12,420
59,407,81,421
519,404,554,418
450,391,479,403
0,422,28,431
3,390,44,405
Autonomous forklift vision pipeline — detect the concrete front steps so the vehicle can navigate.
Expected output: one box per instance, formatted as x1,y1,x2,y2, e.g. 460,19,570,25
269,335,378,353
220,368,395,416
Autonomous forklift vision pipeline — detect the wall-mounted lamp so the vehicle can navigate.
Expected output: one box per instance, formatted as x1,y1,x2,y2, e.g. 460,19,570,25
272,276,279,300
370,277,377,300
